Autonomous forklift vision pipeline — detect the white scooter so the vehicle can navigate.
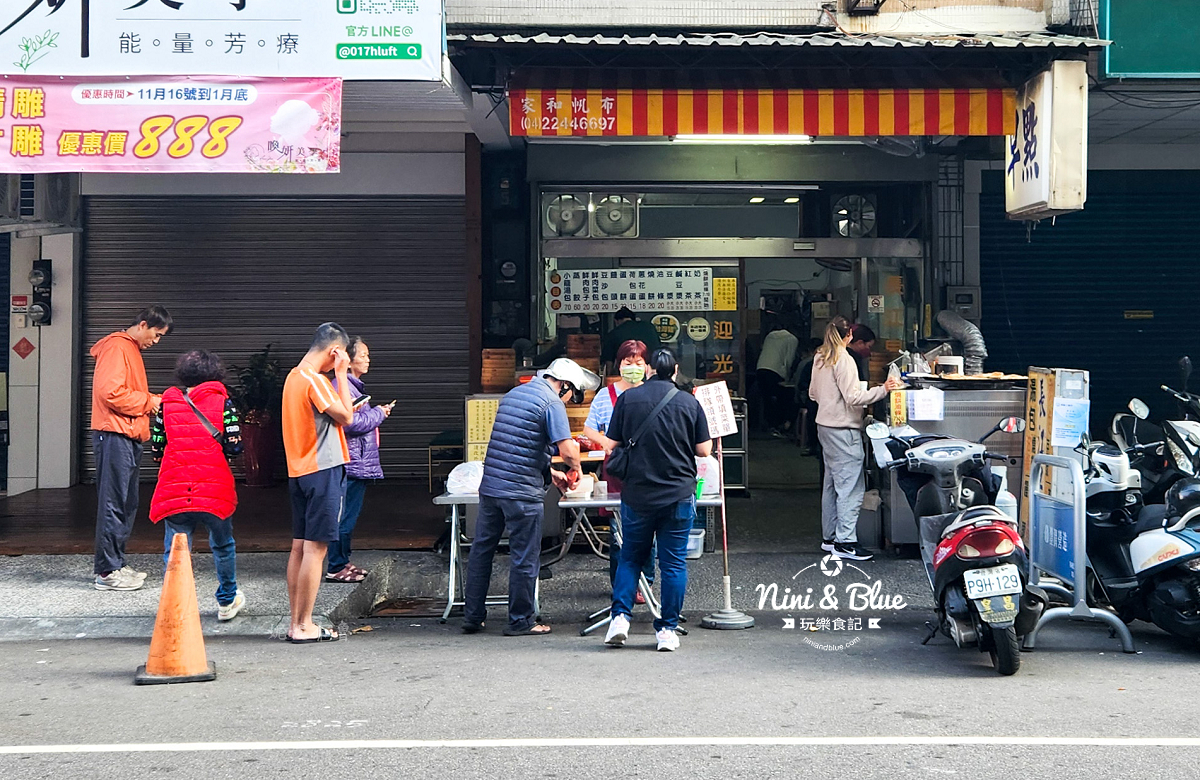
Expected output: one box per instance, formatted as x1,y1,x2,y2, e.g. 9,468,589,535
1080,432,1200,641
1112,395,1200,505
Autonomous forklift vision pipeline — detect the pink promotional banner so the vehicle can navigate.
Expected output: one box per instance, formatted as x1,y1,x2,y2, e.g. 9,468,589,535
0,75,342,174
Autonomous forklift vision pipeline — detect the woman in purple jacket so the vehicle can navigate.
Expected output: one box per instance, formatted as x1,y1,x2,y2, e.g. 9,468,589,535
326,337,393,583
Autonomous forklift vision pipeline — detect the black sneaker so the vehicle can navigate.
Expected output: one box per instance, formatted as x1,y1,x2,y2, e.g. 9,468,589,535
833,543,874,561
821,539,835,553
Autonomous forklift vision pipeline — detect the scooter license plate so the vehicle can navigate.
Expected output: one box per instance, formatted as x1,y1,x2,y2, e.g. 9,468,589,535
975,594,1020,625
962,564,1022,600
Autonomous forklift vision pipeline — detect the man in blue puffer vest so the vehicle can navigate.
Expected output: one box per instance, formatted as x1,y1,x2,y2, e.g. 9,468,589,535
463,358,598,636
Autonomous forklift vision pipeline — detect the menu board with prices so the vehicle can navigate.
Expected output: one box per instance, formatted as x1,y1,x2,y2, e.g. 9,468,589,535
465,396,501,447
548,268,713,314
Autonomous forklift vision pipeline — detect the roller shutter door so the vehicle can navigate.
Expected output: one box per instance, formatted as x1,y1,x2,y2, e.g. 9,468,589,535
980,170,1200,427
82,196,467,481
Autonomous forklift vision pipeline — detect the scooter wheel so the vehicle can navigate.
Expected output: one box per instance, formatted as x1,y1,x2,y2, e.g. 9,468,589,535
989,625,1021,676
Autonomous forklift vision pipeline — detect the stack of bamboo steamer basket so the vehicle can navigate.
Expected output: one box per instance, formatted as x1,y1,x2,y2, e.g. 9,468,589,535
868,351,896,385
481,348,516,393
565,334,602,433
567,334,602,376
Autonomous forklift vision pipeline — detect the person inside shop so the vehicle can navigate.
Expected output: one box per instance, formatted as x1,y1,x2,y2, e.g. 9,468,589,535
791,338,824,454
326,336,394,584
149,349,246,622
582,338,655,601
463,357,597,637
282,322,355,644
601,307,661,370
848,324,877,382
809,317,902,562
91,305,172,592
756,317,800,438
602,348,712,652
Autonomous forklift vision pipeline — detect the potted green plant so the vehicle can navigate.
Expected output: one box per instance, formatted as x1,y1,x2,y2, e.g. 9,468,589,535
231,345,283,487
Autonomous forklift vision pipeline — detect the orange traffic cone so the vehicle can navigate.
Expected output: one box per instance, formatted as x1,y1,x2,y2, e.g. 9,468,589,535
135,532,216,685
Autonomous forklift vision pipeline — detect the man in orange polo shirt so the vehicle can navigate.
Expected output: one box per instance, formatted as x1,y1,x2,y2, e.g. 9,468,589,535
91,305,172,591
282,322,354,643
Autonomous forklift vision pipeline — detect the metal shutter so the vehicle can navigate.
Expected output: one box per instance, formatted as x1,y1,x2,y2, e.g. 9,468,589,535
979,170,1200,428
82,197,467,481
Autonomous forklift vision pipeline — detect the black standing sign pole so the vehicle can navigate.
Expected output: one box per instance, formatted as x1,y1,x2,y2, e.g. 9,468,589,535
80,0,89,57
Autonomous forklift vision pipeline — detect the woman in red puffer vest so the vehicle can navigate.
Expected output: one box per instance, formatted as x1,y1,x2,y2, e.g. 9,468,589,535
150,350,246,620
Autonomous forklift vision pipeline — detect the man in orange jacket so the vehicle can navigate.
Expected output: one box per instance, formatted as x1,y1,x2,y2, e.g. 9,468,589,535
91,305,172,591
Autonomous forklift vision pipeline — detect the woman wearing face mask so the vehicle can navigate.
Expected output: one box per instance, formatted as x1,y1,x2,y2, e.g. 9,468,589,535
582,339,654,595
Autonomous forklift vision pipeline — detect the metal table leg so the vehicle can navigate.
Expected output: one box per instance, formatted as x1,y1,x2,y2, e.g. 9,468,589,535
441,504,461,623
580,507,658,636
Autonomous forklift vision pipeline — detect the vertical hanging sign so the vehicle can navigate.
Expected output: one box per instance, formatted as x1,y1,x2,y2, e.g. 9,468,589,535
1005,60,1088,220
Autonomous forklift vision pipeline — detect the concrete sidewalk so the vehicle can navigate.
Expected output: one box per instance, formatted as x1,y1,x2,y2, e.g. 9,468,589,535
0,546,933,641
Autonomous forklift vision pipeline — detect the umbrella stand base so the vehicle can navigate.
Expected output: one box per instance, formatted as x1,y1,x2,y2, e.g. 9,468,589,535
700,609,755,630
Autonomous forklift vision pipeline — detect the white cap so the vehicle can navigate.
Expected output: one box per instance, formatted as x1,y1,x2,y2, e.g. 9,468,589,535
541,357,601,393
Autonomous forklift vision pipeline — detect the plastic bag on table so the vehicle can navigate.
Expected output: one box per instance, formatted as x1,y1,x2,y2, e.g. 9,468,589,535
446,461,484,495
695,455,722,497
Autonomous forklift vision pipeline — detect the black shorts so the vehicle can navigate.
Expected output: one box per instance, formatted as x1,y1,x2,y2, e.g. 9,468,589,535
289,466,346,543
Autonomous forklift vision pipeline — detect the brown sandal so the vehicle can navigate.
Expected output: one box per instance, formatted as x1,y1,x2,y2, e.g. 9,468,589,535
347,564,370,577
325,565,365,583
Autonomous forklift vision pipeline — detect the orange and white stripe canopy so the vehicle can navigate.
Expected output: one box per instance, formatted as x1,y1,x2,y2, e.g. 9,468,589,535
510,86,1016,138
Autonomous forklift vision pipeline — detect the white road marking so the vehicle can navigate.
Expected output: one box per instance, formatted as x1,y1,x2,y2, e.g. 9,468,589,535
3,736,1200,755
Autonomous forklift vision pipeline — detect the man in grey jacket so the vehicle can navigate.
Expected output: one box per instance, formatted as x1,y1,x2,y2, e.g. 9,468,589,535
462,358,597,636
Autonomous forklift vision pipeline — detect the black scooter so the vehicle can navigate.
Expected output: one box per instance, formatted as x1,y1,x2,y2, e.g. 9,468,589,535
868,417,1047,675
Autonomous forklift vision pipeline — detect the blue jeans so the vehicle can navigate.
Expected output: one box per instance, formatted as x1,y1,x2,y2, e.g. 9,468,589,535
464,495,542,632
612,497,695,631
609,532,655,587
162,512,238,607
328,477,368,573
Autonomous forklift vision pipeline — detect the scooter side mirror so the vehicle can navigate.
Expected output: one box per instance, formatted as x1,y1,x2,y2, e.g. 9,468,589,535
866,421,890,441
1181,356,1193,391
999,417,1026,434
1129,398,1150,420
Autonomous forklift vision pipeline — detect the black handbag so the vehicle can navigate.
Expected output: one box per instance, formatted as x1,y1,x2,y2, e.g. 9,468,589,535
605,387,678,481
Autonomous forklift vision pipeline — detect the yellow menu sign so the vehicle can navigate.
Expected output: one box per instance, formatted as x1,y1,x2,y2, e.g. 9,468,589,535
713,277,738,311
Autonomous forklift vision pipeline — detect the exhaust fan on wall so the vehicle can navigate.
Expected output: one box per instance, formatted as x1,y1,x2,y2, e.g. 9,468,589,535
833,194,877,238
542,193,589,238
590,194,639,238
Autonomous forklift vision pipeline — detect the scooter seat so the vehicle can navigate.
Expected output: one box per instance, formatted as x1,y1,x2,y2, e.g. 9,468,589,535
1134,504,1169,536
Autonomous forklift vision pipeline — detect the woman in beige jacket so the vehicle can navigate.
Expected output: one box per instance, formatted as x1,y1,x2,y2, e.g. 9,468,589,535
809,317,902,561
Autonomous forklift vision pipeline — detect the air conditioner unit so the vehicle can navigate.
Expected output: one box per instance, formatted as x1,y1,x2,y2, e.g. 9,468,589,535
35,173,81,227
542,192,589,238
590,193,639,238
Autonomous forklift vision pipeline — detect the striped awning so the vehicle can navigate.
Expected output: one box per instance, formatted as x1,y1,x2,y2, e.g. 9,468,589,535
509,87,1016,137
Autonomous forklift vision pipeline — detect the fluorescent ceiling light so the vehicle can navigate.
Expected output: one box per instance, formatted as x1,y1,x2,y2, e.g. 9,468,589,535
672,134,813,145
784,197,800,204
749,197,765,204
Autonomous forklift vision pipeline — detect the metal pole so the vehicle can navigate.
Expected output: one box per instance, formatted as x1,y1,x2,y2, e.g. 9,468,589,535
701,437,754,630
1023,454,1135,653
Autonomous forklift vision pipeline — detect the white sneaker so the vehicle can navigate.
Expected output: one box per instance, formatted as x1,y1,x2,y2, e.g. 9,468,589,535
604,614,630,647
217,590,246,622
94,570,144,591
119,565,148,581
656,628,681,652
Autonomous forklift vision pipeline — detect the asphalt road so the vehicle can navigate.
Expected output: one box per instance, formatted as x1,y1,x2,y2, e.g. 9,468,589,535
3,609,1199,779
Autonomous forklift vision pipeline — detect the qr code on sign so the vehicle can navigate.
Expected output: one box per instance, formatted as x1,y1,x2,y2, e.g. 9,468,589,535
361,0,419,13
